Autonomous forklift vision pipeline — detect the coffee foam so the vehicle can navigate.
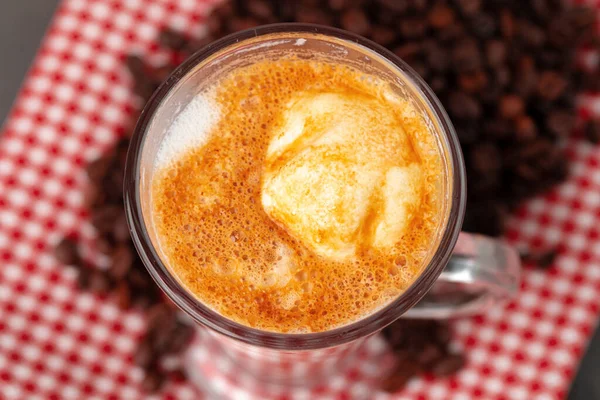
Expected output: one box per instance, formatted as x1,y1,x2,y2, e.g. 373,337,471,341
155,93,220,169
151,55,445,333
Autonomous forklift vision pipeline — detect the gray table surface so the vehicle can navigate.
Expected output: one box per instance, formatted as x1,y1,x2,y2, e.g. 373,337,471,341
1,1,599,399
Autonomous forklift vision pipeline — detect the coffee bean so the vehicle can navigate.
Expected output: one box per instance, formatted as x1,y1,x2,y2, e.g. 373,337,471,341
159,29,189,52
456,123,480,144
452,38,481,72
151,320,179,354
111,245,134,280
579,71,600,92
548,16,575,49
206,13,226,37
274,0,296,21
470,142,501,175
128,267,154,291
448,91,481,120
381,362,419,393
484,118,512,140
428,75,447,94
436,22,466,43
455,0,481,16
585,120,600,144
500,9,516,38
82,183,101,208
537,49,565,70
514,163,539,181
416,344,442,367
424,42,449,72
376,0,409,13
125,55,145,77
469,13,497,39
463,202,506,236
383,324,406,350
499,94,525,120
479,79,503,106
214,1,236,19
54,238,80,266
514,55,538,98
393,43,421,60
164,322,195,353
184,36,214,55
369,26,396,46
246,0,274,21
428,4,455,29
96,237,112,255
531,0,552,21
435,323,452,345
91,205,121,234
102,170,124,201
564,7,596,42
519,21,546,48
88,270,113,294
113,212,130,243
523,248,559,269
341,9,370,36
134,336,155,369
493,66,511,88
170,368,188,382
537,71,567,101
149,65,173,87
114,282,131,310
126,56,160,101
86,156,113,184
400,18,427,39
432,354,466,377
485,39,506,67
147,304,175,329
328,0,348,11
547,111,575,138
76,267,91,290
458,70,487,93
228,17,261,32
409,60,430,81
295,7,333,25
297,0,322,7
515,115,538,142
141,368,165,392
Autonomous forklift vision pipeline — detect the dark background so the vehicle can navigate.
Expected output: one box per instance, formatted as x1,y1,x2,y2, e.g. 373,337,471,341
0,1,598,398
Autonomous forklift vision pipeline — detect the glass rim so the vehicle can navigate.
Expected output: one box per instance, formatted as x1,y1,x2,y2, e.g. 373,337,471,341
124,23,467,350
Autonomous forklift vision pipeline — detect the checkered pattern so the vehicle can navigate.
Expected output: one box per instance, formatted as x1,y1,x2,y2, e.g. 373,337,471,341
0,0,599,399
185,328,395,399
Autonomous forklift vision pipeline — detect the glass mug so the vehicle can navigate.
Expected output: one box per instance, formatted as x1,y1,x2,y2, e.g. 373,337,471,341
124,24,521,397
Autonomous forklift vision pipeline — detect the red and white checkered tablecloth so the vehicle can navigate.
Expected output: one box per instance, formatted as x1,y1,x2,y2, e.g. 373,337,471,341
1,0,600,399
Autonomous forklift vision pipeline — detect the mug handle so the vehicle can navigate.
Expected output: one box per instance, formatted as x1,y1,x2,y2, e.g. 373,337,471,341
404,232,521,319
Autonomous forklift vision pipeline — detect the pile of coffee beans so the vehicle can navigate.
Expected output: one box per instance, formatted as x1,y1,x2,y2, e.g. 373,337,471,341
54,136,195,392
140,0,599,237
54,0,598,393
381,320,465,392
134,304,195,391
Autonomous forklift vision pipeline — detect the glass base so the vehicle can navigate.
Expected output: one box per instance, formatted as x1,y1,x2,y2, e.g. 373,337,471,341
183,327,395,399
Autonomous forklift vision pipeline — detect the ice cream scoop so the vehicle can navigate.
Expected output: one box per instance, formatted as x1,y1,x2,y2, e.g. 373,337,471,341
261,91,423,261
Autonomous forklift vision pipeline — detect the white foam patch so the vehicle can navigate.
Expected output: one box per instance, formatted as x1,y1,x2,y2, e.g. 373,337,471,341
156,92,220,167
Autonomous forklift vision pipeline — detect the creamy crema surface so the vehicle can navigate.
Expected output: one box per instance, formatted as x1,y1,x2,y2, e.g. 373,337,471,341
151,54,445,333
